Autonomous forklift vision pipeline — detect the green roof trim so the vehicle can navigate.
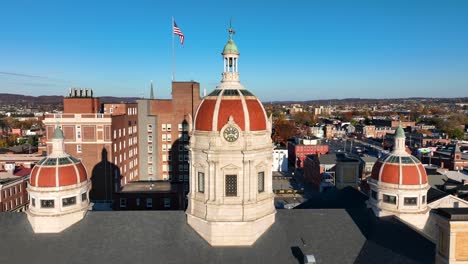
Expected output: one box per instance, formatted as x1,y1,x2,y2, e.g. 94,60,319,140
223,39,239,55
395,126,405,138
52,127,65,139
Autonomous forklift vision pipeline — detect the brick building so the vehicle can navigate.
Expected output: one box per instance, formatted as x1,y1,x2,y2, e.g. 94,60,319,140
0,173,29,212
43,88,139,202
303,153,360,191
113,181,185,210
137,82,201,190
287,138,329,168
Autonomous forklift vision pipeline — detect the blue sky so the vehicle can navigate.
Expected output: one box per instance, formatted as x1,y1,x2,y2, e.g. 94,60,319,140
1,0,468,101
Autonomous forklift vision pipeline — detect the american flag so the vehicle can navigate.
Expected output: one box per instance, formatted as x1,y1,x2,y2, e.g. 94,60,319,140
173,20,184,46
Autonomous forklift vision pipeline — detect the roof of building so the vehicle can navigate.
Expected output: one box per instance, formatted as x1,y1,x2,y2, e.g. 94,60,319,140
52,127,64,139
395,126,405,138
361,156,378,163
442,171,468,183
0,187,435,264
427,187,450,203
120,181,180,193
194,88,268,132
433,207,468,221
223,38,239,54
318,154,337,164
317,153,360,165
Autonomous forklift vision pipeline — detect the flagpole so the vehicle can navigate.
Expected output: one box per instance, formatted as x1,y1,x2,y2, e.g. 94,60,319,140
172,16,175,82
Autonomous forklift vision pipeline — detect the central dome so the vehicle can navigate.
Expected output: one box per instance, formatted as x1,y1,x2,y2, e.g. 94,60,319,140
194,88,267,131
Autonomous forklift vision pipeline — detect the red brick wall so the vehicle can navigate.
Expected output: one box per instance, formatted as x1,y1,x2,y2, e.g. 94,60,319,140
303,155,321,191
82,126,96,141
62,125,75,141
64,98,100,114
0,179,28,212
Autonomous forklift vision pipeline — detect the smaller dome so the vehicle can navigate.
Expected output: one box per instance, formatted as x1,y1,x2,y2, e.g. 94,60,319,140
395,126,405,138
30,156,88,188
52,127,65,139
371,154,427,185
223,39,239,55
29,127,88,188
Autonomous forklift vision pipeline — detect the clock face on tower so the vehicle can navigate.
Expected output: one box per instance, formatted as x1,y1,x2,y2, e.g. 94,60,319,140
223,126,239,142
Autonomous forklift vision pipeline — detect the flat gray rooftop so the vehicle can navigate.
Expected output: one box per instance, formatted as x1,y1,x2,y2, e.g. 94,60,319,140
0,187,435,264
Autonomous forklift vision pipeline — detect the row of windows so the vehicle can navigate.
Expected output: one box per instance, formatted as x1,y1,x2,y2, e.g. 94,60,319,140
114,137,138,152
197,172,265,196
114,126,138,139
114,148,138,166
31,193,88,209
2,184,23,199
2,197,23,211
371,190,425,206
120,197,171,208
147,123,188,132
127,107,137,116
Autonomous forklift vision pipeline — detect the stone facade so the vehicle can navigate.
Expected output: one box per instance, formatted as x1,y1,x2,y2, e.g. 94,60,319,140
186,26,276,246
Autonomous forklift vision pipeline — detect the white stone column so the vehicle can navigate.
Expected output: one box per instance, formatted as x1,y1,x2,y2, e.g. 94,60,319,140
209,161,216,202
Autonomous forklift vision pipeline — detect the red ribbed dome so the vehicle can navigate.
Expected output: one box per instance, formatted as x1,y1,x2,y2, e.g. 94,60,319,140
194,88,267,131
30,156,88,187
371,154,427,185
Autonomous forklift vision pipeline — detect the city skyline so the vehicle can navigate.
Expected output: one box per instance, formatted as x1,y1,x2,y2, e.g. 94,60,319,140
1,0,468,101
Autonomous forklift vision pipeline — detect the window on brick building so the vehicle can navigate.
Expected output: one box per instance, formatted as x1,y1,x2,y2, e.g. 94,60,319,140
148,135,153,142
162,155,167,162
162,134,166,141
120,198,126,208
162,124,166,131
162,144,166,151
148,167,153,174
148,156,153,163
146,198,152,208
167,124,171,131
148,146,153,153
164,198,171,208
167,134,172,142
77,145,82,153
178,123,182,131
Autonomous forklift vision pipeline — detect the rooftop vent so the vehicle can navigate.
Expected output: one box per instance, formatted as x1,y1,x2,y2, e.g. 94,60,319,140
304,254,316,264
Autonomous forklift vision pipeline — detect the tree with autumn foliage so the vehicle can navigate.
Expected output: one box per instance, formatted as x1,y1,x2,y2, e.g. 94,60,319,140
272,118,296,145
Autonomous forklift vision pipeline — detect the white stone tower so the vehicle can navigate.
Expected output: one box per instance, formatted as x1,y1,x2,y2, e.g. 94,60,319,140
367,124,429,217
27,127,91,233
186,23,276,246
